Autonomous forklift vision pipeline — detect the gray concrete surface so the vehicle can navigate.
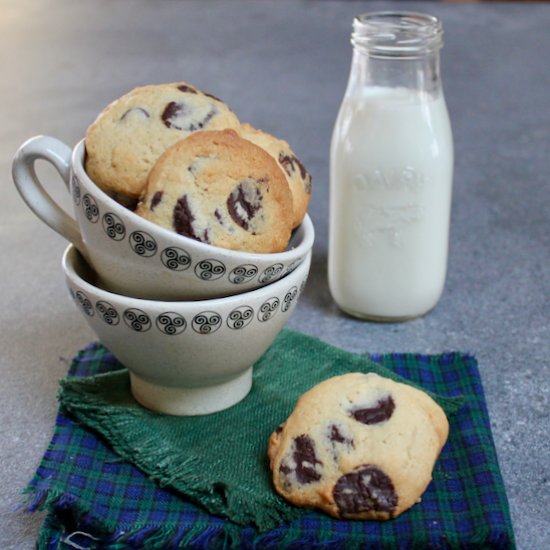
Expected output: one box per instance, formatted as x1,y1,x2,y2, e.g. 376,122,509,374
1,1,549,547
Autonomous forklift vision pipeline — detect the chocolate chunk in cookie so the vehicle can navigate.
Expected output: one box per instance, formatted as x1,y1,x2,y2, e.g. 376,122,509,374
162,101,216,131
173,195,209,243
150,191,163,211
120,107,150,122
350,394,395,425
227,180,263,231
333,464,398,517
283,435,323,484
328,423,354,448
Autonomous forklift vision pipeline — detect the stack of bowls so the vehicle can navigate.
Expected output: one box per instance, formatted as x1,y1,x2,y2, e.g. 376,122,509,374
13,136,314,415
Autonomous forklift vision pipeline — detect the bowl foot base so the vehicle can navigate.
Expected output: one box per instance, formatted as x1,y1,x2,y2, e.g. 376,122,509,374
129,368,253,416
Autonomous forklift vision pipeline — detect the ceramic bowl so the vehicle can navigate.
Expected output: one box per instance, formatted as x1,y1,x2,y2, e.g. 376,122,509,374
62,244,311,415
13,135,315,300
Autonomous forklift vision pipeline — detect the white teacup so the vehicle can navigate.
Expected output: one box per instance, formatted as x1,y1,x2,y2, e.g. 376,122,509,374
13,135,314,300
63,244,311,415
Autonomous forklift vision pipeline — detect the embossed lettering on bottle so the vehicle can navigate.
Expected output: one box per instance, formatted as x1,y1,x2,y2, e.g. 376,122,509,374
351,166,426,247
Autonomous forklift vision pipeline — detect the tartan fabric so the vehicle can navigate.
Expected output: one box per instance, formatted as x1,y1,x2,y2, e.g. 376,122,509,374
24,329,516,549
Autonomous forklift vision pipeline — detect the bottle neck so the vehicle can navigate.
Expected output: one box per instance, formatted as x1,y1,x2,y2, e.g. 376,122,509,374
347,48,441,95
346,11,444,96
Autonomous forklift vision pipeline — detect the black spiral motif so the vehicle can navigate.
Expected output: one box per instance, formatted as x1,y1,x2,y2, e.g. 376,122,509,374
192,311,222,334
161,247,191,271
259,263,284,284
227,306,254,330
228,264,258,285
129,231,157,257
194,259,226,281
281,286,298,312
156,312,187,335
71,175,81,205
123,308,151,332
75,291,94,316
102,212,126,241
82,193,99,223
258,297,280,322
95,300,120,325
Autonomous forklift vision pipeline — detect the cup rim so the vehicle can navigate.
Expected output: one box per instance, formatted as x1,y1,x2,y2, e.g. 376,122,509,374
72,139,315,262
63,244,311,307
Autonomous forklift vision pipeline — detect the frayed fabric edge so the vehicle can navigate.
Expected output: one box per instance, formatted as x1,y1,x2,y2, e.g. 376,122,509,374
22,486,247,550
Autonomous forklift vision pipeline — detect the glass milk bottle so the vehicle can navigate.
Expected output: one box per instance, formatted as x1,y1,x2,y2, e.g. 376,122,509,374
329,12,453,321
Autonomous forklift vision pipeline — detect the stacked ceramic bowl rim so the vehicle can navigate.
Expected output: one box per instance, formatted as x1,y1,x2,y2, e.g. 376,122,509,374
12,135,314,415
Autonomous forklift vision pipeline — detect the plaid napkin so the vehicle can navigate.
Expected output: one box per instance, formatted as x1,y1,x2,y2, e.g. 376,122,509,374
24,329,515,549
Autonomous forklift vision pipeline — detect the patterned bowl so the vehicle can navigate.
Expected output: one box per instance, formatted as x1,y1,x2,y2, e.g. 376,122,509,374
13,135,315,300
62,244,311,415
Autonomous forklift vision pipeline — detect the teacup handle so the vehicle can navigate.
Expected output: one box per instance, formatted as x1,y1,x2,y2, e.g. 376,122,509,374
12,135,87,255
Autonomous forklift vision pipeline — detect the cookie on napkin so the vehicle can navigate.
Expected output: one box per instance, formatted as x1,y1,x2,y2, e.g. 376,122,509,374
268,372,449,520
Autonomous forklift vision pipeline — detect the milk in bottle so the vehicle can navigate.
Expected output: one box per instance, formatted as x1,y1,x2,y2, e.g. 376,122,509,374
329,12,454,321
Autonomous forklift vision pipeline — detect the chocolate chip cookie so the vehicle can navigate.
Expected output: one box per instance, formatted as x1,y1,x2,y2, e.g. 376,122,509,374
238,123,312,228
268,372,449,520
85,82,240,200
136,129,294,253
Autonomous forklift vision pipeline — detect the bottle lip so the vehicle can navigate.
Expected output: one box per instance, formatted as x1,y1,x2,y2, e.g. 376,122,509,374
352,11,444,58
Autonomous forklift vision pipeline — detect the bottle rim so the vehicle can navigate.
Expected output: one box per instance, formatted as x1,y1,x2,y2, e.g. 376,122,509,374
352,11,444,58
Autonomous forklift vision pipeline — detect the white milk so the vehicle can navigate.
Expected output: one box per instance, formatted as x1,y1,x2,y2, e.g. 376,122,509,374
329,86,453,320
